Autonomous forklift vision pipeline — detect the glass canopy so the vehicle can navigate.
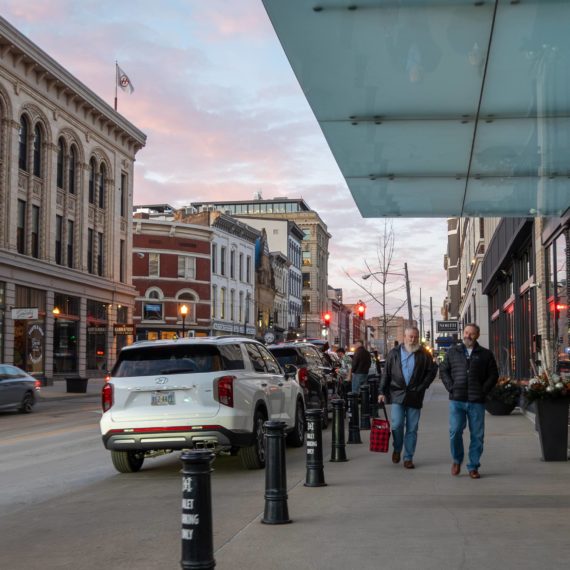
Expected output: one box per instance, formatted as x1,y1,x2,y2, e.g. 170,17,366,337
262,0,570,217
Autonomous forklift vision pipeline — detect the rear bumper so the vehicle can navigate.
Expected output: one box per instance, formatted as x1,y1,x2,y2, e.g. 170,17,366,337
102,425,255,451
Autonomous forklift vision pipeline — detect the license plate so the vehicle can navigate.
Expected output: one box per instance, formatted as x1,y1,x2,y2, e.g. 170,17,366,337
151,391,175,406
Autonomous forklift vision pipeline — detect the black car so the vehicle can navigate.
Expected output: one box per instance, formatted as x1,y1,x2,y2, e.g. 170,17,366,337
268,342,335,428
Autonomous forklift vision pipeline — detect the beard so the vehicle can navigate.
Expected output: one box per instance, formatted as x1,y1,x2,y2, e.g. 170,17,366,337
404,342,420,353
463,338,475,348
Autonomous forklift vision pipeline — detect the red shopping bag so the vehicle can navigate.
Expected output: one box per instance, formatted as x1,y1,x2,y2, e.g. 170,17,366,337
369,403,390,453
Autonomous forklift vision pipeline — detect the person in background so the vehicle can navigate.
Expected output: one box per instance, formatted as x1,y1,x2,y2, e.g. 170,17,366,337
439,323,498,479
378,326,437,469
350,339,371,394
336,347,352,399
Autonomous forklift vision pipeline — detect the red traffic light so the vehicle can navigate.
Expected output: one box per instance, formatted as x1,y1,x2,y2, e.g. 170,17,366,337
323,312,331,327
357,303,365,318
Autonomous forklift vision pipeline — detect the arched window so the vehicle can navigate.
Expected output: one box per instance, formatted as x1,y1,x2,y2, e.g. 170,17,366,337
18,116,28,171
98,163,106,209
33,124,42,177
57,138,65,189
68,145,77,194
88,158,96,204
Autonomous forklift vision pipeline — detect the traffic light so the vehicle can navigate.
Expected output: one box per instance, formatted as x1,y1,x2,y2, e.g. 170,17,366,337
426,331,431,341
268,315,274,328
323,312,331,328
356,301,366,319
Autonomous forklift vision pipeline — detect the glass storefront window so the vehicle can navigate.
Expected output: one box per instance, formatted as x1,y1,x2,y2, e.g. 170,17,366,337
53,319,78,373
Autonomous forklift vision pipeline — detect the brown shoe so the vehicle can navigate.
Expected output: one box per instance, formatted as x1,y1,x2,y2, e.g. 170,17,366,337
392,451,401,464
469,470,481,479
403,460,415,469
451,463,460,476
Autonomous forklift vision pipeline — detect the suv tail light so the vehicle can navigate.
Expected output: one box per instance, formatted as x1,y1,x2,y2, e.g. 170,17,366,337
102,382,114,412
297,367,309,389
214,376,235,407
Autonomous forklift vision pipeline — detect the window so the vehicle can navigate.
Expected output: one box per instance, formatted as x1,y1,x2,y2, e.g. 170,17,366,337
212,244,217,274
230,250,235,278
31,205,40,258
55,215,63,265
220,246,226,276
178,256,196,279
212,286,217,318
119,240,125,283
220,287,226,319
302,229,311,241
98,164,106,209
143,302,163,321
17,200,26,254
239,253,243,281
57,138,65,189
239,291,243,322
97,232,104,276
303,251,312,266
33,125,42,177
246,255,252,283
67,220,74,268
69,145,77,194
302,295,310,313
120,172,127,217
18,116,28,171
89,158,96,204
149,253,160,277
302,272,311,288
230,289,235,321
245,343,266,373
87,229,94,273
257,344,281,374
178,293,195,323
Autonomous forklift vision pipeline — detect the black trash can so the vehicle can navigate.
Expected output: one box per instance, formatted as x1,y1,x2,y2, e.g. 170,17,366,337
66,377,88,393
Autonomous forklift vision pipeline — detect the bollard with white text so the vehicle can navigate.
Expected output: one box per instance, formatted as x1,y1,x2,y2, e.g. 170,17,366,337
305,408,327,487
180,450,216,570
330,398,348,462
347,392,362,444
360,384,371,430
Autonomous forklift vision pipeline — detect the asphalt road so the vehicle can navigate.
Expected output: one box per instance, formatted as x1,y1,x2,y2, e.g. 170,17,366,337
0,396,311,570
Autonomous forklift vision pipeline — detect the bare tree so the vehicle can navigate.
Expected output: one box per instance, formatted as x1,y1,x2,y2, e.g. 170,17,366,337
345,221,409,357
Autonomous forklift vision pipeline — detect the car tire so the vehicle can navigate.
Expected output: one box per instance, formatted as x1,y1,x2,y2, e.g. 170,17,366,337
110,450,145,473
239,409,266,470
287,399,305,447
18,392,35,414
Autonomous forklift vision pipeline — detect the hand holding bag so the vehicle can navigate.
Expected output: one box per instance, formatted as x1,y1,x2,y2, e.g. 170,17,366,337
369,403,390,453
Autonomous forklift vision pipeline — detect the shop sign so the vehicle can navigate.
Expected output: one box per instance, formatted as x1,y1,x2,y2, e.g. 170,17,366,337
212,321,234,332
436,320,459,333
12,307,38,320
114,324,135,336
88,326,107,334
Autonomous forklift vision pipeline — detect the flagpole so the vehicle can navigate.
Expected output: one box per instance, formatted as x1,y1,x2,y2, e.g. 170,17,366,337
114,61,118,111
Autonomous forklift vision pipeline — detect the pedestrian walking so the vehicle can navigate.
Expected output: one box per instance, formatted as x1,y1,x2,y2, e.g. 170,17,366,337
378,326,437,469
336,347,352,400
439,323,498,479
350,339,371,394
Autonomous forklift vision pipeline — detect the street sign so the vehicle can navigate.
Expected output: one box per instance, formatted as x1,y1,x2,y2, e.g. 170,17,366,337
436,320,460,333
12,307,38,320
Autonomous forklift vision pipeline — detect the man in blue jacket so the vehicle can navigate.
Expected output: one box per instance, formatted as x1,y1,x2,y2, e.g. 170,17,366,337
379,326,437,469
440,323,498,479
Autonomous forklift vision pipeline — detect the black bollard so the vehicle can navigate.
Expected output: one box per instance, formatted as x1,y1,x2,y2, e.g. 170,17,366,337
347,392,362,444
305,408,327,487
262,420,292,524
368,377,379,420
360,384,371,430
180,450,216,570
330,398,348,462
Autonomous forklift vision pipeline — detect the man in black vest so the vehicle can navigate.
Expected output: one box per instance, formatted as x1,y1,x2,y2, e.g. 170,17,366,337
440,323,498,479
379,326,437,469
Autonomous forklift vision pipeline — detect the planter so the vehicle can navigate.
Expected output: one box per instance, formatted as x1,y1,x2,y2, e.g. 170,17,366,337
485,399,516,416
66,377,88,393
535,398,570,461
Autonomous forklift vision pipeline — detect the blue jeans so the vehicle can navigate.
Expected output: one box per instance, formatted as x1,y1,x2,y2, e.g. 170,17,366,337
351,373,367,394
390,403,421,461
449,401,485,471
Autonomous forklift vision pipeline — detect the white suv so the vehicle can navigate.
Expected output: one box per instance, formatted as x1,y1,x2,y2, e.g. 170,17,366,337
100,337,305,473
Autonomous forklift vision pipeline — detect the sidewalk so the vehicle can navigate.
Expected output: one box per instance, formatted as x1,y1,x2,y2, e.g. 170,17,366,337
214,382,570,570
39,376,105,401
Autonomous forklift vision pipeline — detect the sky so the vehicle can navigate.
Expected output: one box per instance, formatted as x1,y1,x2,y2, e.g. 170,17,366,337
1,0,448,325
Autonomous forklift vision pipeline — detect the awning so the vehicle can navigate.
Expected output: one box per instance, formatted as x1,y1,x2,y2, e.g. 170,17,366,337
262,0,570,217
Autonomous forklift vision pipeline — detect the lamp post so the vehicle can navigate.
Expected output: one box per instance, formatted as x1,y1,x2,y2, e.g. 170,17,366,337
180,304,188,338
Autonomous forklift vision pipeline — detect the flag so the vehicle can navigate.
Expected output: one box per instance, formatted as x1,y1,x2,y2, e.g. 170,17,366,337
117,65,134,94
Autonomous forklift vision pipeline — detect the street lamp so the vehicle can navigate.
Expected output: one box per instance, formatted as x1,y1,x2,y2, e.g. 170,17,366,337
180,304,188,338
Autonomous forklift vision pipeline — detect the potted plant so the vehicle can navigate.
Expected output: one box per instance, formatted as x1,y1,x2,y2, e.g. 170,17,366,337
525,371,570,461
485,376,521,415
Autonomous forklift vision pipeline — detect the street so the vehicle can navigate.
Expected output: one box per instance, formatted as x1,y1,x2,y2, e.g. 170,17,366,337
0,396,309,570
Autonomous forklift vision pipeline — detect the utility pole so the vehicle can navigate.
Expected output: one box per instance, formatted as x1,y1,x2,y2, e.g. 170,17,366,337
430,296,434,349
419,287,424,340
404,262,413,326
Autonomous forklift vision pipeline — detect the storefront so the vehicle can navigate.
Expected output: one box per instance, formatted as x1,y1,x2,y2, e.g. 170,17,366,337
52,293,79,375
86,299,108,373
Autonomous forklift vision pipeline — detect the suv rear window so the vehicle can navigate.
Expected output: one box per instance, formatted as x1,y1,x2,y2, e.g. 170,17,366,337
112,344,245,377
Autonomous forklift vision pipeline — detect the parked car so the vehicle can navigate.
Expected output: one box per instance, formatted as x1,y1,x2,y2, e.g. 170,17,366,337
267,342,336,428
0,365,41,413
100,337,305,473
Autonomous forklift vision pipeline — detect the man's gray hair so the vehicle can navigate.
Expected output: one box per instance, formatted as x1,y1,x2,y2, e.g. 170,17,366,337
464,323,480,335
404,326,420,335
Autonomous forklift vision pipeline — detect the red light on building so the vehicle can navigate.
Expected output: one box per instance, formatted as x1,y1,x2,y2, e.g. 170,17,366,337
556,304,568,311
